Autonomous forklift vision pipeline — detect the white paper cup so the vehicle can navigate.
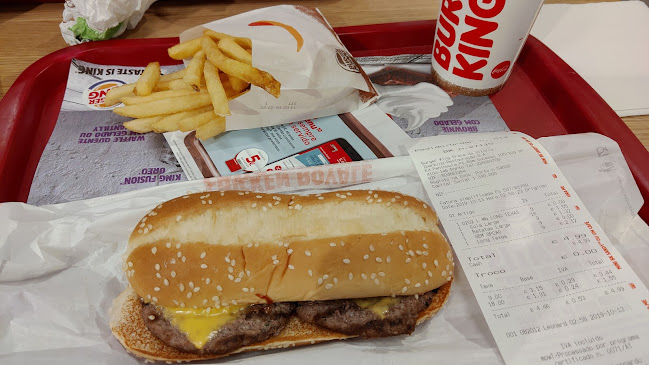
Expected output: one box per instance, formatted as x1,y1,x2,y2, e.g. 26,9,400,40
431,0,544,96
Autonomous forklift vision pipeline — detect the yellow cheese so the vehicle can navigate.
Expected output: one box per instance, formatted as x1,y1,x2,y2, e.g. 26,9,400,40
354,297,399,319
161,305,245,349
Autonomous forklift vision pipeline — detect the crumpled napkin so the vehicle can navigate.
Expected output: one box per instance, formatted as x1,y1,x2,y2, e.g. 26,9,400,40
59,0,158,45
374,83,453,130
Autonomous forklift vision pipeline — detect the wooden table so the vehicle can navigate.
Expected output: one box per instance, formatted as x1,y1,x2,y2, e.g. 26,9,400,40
1,0,647,151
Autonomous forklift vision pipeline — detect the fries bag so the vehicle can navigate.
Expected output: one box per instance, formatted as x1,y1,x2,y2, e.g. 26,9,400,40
179,5,379,131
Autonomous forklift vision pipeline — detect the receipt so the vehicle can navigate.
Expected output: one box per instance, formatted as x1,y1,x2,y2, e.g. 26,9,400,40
408,132,649,364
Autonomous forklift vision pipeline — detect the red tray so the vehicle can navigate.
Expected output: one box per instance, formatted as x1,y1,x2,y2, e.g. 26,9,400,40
2,20,648,221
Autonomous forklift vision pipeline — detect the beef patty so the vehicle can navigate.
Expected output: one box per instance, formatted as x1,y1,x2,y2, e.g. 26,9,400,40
141,301,296,354
296,289,437,338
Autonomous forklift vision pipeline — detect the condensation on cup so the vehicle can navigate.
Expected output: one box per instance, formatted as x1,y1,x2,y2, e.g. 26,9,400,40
431,0,544,96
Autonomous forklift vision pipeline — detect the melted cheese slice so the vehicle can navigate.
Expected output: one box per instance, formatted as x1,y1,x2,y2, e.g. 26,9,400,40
354,297,399,319
161,305,246,349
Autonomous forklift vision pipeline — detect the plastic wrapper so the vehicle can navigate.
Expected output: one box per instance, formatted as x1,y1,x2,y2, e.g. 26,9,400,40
60,0,157,45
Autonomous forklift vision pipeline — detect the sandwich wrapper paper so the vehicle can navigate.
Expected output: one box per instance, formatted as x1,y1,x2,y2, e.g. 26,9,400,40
1,132,648,364
178,5,378,131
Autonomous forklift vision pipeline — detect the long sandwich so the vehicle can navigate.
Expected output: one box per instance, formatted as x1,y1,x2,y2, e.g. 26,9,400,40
110,190,454,362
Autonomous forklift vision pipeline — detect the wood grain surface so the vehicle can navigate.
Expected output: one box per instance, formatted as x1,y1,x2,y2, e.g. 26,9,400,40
1,0,646,150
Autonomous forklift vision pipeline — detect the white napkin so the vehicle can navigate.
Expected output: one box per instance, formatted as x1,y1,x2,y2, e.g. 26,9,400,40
531,1,649,117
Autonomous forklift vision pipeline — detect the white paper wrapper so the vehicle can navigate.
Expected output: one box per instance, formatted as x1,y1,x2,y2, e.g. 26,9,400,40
178,5,379,131
1,134,647,364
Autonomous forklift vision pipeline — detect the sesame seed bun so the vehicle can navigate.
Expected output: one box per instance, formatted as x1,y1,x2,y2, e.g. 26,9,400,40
109,280,452,362
124,190,454,308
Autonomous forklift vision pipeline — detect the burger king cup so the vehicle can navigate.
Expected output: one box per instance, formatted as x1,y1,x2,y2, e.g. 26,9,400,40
431,0,544,96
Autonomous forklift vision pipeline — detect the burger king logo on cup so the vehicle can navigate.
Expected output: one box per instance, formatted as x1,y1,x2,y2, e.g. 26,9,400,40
83,79,126,110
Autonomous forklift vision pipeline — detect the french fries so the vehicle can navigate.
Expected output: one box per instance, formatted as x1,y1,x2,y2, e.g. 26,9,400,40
136,62,160,96
218,38,252,65
114,93,212,118
121,89,201,106
202,36,280,97
118,30,281,141
204,60,230,116
203,29,252,49
196,117,226,140
104,83,135,106
183,50,207,91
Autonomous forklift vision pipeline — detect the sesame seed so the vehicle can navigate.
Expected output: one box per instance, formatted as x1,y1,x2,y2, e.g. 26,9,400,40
341,241,345,246
194,287,201,292
154,287,160,291
171,271,176,278
156,273,161,278
247,243,253,247
188,281,194,288
287,249,293,255
405,278,411,284
225,257,231,263
374,279,380,285
256,195,262,198
323,274,329,280
318,278,323,285
371,273,377,279
231,260,236,266
155,264,160,271
343,259,351,264
408,250,415,256
217,285,223,291
363,254,369,260
305,250,311,256
201,264,208,269
128,261,133,267
267,202,273,207
402,286,408,293
143,228,149,234
368,190,373,194
373,194,378,198
369,245,375,252
148,315,155,320
139,223,145,228
416,250,422,255
186,292,192,299
228,274,234,280
234,278,242,283
179,302,184,307
330,242,337,247
423,244,429,249
288,265,295,270
428,271,433,277
317,197,324,200
434,260,439,267
170,259,176,264
177,252,182,258
349,273,354,280
333,277,338,284
200,252,206,259
308,270,313,277
246,270,251,277
423,251,429,256
447,276,452,281
442,270,447,276
212,296,219,302
176,243,181,249
243,288,249,292
368,199,374,203
405,258,411,263
325,284,333,290
425,279,429,285
203,299,208,305
164,279,169,286
151,247,157,255
379,272,385,277
250,287,255,292
361,273,368,280
446,264,450,270
398,245,404,251
347,192,352,196
415,283,421,288
262,207,267,211
166,242,171,248
376,257,383,263
271,255,277,260
422,263,427,269
252,203,257,208
273,260,280,265
404,201,408,205
181,256,186,262
179,284,185,292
